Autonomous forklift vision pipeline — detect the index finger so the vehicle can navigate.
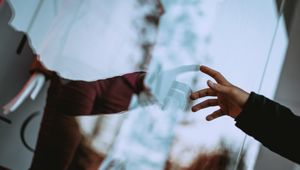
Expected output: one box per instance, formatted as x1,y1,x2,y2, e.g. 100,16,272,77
200,65,230,85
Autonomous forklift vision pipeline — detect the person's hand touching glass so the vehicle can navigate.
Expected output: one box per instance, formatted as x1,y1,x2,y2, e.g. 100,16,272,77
190,65,250,121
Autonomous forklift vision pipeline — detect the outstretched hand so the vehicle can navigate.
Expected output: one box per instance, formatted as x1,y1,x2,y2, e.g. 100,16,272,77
190,65,250,121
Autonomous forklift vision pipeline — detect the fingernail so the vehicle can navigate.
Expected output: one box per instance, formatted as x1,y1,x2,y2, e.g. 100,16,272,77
200,65,206,71
208,80,215,87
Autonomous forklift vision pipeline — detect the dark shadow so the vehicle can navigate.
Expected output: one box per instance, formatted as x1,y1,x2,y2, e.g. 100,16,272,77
276,0,299,36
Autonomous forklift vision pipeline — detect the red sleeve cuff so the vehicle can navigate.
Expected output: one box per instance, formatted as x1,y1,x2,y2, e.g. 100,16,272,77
30,56,55,79
121,72,146,94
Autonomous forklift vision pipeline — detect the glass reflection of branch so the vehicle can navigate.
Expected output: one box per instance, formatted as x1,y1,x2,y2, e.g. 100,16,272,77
165,141,245,170
136,0,164,70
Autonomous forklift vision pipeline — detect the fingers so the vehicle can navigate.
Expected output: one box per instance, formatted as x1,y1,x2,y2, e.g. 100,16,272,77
191,99,219,112
190,88,216,100
200,65,230,85
206,109,224,121
207,80,231,94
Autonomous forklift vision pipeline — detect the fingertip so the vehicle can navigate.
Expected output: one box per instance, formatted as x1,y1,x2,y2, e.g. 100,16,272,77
206,115,213,121
200,65,206,72
190,93,196,100
207,80,216,89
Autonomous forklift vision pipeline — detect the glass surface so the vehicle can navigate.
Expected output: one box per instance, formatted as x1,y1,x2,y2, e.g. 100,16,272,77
98,0,288,170
2,0,289,169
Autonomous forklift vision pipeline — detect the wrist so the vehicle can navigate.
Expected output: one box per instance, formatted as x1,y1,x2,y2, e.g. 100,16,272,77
30,58,55,79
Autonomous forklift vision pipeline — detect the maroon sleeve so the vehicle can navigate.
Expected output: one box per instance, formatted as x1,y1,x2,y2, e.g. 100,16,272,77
121,71,146,94
29,56,55,79
47,72,146,116
29,72,146,169
91,72,146,115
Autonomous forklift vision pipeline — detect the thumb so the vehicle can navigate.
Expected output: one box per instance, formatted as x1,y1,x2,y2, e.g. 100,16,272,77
207,80,230,94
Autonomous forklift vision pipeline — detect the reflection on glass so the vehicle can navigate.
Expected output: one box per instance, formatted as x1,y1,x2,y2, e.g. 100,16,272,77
5,0,288,169
99,0,288,170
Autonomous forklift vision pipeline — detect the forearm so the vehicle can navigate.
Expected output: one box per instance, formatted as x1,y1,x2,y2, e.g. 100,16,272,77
121,71,146,94
44,71,146,116
235,92,300,164
93,72,146,114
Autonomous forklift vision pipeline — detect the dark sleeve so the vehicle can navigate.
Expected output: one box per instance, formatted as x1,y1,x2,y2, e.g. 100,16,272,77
39,70,145,116
235,92,300,164
93,72,146,114
121,71,146,94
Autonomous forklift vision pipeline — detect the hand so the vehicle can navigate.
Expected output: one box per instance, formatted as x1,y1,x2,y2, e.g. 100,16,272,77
190,65,250,121
2,73,46,114
145,64,199,107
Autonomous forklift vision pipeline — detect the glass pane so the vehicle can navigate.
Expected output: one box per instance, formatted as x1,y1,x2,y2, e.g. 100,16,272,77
98,0,288,170
0,0,289,169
